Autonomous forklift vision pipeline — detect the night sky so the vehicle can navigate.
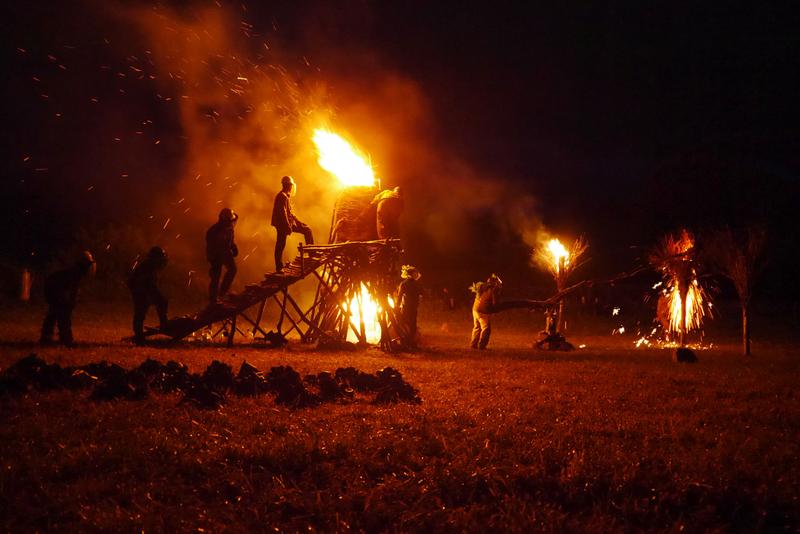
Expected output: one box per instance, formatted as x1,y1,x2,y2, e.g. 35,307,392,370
2,1,799,298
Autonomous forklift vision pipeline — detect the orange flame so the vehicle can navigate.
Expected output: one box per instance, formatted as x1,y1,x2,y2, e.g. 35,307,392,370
547,238,569,273
667,279,706,334
312,129,375,187
340,283,395,344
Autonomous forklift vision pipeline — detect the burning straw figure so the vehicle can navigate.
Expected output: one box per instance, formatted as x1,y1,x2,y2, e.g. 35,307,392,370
648,229,711,346
372,186,404,239
535,236,588,333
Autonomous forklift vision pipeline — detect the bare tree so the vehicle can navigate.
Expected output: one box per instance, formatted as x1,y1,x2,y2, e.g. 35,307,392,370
704,225,768,356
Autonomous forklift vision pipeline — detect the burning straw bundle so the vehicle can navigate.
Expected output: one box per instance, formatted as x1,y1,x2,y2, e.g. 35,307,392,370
648,229,712,346
329,186,380,243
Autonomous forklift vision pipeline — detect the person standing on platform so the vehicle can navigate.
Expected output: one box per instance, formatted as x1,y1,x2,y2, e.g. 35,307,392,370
271,175,314,272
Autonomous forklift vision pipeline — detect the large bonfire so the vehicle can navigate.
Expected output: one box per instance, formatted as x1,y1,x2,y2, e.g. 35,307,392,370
310,129,395,345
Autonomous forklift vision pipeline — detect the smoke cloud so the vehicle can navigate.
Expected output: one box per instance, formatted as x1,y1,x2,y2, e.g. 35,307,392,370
102,1,547,296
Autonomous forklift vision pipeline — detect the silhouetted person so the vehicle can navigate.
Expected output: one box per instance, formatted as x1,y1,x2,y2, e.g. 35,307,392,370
127,246,168,344
206,207,238,304
396,265,423,346
40,251,96,346
271,175,313,272
441,287,455,311
470,274,502,350
372,186,404,239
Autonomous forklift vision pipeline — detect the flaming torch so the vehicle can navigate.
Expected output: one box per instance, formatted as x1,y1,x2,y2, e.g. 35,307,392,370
535,236,588,332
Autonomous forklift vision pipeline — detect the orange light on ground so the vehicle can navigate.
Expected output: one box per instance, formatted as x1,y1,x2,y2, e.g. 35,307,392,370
312,129,375,187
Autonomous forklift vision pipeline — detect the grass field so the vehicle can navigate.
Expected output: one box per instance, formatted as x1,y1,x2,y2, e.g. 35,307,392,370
1,299,799,532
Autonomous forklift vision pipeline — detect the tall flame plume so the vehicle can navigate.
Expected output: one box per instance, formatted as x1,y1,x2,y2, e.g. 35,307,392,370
312,129,375,187
547,238,569,274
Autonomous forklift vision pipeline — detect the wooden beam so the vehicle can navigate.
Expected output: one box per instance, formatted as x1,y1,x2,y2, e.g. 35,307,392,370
227,314,237,347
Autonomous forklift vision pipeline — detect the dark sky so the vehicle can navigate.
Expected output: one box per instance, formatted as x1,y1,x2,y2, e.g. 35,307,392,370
2,1,799,296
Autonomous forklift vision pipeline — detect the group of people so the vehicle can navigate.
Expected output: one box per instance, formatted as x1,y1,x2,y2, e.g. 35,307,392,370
38,172,504,350
40,176,315,345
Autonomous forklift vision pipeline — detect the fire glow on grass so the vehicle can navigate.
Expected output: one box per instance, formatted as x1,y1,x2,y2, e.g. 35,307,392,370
341,283,392,344
312,129,375,187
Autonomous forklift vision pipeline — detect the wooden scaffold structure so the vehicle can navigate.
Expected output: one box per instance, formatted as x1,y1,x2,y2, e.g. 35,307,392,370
275,239,407,350
157,184,410,351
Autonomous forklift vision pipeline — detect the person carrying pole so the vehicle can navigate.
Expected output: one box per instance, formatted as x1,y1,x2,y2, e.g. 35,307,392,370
470,273,503,350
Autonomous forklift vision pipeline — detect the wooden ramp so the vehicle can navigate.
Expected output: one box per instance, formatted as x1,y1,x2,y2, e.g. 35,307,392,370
158,249,325,344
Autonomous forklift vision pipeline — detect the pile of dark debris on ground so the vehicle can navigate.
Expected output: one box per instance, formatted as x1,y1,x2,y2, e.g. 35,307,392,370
0,354,422,410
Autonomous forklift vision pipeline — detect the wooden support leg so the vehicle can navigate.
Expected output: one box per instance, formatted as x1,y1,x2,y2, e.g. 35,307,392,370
252,298,267,336
239,311,271,339
227,314,237,347
277,289,288,335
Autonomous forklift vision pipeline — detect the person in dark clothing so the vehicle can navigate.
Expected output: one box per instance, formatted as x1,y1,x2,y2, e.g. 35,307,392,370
206,207,238,304
40,251,96,346
372,186,404,239
396,264,423,346
127,246,169,344
271,175,314,272
470,274,503,350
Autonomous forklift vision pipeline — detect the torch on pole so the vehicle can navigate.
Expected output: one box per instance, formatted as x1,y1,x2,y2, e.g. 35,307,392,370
536,236,588,336
556,255,567,332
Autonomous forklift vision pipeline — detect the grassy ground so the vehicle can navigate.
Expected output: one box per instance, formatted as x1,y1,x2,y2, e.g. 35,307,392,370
1,300,799,532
